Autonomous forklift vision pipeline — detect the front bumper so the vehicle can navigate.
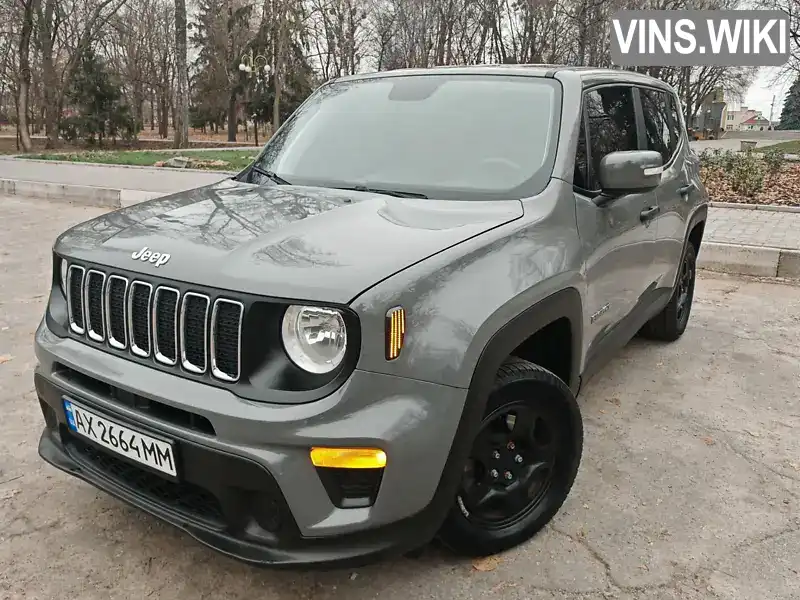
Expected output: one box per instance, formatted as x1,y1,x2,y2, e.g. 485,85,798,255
34,320,469,567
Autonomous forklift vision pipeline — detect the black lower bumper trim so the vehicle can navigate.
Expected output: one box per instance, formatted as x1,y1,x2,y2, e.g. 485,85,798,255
38,427,439,568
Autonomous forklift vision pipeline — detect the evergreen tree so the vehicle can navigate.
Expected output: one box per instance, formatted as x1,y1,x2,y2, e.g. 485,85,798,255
61,47,134,144
777,76,800,131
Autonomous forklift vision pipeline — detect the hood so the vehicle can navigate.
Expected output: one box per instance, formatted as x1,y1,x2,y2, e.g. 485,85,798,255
54,179,523,303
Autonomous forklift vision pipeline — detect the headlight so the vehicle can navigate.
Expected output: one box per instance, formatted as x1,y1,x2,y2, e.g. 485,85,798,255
59,258,68,296
281,305,347,374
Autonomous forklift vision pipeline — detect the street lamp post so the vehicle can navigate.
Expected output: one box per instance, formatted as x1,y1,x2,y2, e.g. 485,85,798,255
238,50,271,146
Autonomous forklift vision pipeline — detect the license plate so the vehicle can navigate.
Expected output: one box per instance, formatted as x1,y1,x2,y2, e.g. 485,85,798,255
63,399,177,477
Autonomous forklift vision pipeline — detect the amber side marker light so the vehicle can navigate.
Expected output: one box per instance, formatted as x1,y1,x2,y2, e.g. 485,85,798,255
385,306,405,360
310,447,387,469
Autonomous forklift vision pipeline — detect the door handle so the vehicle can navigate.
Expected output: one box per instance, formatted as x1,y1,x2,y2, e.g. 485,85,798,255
678,183,695,196
640,205,660,222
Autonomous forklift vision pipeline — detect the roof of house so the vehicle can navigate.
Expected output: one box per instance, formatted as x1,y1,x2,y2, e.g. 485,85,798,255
742,115,770,125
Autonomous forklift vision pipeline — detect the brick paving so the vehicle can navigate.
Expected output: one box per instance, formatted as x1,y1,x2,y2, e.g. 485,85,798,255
706,207,800,250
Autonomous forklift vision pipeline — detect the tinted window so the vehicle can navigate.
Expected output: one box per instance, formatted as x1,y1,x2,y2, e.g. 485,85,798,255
666,94,684,153
640,88,673,162
574,118,589,190
252,75,561,200
584,87,638,190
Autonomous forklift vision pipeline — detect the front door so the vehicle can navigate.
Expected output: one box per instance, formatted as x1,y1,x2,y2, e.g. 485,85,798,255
638,86,694,288
574,85,659,361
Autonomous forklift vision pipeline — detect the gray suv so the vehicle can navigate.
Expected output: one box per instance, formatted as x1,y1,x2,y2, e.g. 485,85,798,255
34,65,707,567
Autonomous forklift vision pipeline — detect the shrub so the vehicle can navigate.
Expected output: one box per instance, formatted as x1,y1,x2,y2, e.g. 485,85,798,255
762,147,785,176
699,148,736,172
729,151,765,197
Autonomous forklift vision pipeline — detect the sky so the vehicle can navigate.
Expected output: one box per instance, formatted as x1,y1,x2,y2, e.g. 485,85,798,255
737,67,794,122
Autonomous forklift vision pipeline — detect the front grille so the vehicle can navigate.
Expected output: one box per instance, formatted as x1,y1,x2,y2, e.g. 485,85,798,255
129,281,152,357
67,265,86,334
211,299,243,381
181,293,209,373
105,276,128,349
68,436,224,526
84,270,106,341
63,263,244,383
154,287,179,365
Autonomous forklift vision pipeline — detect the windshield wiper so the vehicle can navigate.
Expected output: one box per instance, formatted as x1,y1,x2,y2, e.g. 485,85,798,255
250,165,291,185
336,185,428,199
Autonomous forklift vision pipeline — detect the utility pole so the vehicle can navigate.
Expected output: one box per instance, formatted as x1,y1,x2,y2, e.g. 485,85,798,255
769,94,776,127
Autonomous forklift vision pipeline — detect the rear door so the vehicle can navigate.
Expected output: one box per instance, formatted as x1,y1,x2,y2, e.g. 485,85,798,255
638,87,693,289
575,85,659,356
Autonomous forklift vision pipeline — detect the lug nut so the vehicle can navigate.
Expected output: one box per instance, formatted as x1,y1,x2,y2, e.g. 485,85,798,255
490,469,499,479
515,455,523,463
504,471,513,480
507,441,516,451
492,450,500,459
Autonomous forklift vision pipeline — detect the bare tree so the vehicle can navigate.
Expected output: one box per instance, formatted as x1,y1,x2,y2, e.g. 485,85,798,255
174,0,189,147
16,0,36,152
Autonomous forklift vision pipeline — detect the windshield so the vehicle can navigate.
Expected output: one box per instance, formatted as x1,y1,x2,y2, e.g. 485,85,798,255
251,74,562,200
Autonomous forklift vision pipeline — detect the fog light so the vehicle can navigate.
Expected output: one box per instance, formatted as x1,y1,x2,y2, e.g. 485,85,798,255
310,447,387,469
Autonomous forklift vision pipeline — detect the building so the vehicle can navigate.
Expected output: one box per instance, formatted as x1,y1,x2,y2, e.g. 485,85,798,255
693,87,728,137
724,106,771,131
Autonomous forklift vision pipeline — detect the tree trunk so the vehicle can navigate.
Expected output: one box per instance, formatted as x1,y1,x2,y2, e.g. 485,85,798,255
227,94,237,142
150,92,155,131
159,93,169,139
133,84,144,137
17,0,36,153
174,0,189,148
38,0,58,148
273,3,286,131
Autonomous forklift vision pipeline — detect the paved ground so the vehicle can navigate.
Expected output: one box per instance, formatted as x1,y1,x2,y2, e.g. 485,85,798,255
706,207,800,250
0,157,231,194
1,195,800,600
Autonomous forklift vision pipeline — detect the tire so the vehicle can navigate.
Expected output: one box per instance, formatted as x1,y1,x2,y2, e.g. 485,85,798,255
437,357,583,557
640,242,697,341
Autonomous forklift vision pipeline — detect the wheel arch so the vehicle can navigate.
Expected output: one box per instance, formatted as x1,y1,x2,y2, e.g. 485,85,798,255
686,204,708,256
420,287,584,539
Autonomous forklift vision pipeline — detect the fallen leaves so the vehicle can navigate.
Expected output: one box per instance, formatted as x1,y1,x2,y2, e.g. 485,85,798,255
701,164,800,206
472,555,502,572
0,354,13,365
701,436,715,446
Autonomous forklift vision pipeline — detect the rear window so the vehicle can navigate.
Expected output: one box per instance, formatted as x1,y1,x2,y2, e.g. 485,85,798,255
254,75,562,200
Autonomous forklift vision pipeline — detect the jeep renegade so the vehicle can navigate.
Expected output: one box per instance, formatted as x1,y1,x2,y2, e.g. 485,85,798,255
34,65,707,567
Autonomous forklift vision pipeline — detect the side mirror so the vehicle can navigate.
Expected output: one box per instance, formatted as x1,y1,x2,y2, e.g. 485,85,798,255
595,150,663,205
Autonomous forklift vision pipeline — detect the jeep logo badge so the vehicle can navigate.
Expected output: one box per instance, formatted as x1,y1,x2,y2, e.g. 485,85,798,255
131,246,171,267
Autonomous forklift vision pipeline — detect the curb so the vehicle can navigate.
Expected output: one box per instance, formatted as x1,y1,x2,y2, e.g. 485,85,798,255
709,201,800,213
698,242,800,278
0,156,240,176
1,178,165,209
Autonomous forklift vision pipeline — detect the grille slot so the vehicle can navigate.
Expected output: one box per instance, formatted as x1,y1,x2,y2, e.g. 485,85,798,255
84,270,106,342
105,276,128,349
181,293,209,374
153,287,179,365
128,281,153,357
211,299,244,382
67,265,86,334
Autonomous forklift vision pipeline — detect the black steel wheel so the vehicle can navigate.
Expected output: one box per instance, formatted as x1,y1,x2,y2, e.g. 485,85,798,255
438,358,583,557
641,242,697,341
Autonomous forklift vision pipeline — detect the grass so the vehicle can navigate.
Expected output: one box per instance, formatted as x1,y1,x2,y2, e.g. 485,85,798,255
24,149,259,171
754,140,800,155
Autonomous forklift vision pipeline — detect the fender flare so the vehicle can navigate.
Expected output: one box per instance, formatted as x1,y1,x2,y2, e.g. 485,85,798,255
417,287,584,537
686,204,708,255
